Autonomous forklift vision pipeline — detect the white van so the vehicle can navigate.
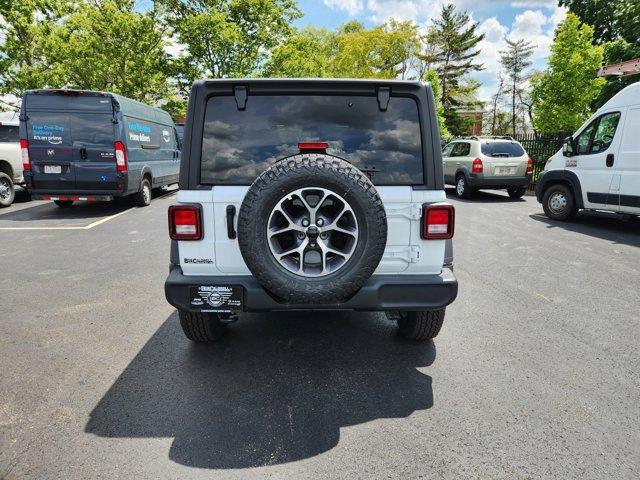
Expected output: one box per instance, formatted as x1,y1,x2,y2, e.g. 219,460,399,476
536,82,640,220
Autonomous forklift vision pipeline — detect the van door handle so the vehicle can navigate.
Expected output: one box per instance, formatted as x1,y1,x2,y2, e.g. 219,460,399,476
79,147,87,159
606,154,614,167
226,205,237,239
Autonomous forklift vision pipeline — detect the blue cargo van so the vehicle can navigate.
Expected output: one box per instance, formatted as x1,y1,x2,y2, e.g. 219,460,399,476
19,89,180,207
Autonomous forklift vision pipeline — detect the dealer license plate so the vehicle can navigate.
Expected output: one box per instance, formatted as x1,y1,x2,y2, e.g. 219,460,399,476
44,165,62,174
189,286,243,313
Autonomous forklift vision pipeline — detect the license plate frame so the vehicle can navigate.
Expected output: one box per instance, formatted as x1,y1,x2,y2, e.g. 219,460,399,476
44,165,62,174
189,286,243,313
496,166,516,175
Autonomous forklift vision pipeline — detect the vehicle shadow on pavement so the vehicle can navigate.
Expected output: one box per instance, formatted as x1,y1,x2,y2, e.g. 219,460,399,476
445,187,527,203
529,212,640,247
85,311,436,469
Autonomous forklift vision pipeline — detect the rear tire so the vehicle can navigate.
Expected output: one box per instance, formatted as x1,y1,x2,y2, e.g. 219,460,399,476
178,311,227,342
542,183,576,221
391,309,446,340
455,175,473,199
134,178,152,207
54,200,74,208
0,173,15,207
507,187,527,199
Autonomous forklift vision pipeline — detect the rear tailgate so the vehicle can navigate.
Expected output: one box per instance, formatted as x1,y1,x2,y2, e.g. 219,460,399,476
24,94,118,192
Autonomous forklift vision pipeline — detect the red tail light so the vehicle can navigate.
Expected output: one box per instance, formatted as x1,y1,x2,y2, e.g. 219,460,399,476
115,141,127,172
298,142,328,153
20,139,31,171
169,205,202,240
526,157,533,175
422,204,455,240
472,158,483,174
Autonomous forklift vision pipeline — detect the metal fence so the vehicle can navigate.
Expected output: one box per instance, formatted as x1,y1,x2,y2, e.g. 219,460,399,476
513,133,570,190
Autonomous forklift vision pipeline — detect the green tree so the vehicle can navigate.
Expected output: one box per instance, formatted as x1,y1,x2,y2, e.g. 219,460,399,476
423,68,449,138
332,20,420,79
263,26,335,78
0,0,76,109
530,13,605,134
160,0,300,88
500,38,534,136
559,0,640,105
44,0,171,103
419,3,484,132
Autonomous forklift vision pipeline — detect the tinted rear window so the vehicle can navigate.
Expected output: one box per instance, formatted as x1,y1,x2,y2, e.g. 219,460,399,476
27,112,114,147
0,125,19,143
200,95,424,185
481,142,525,157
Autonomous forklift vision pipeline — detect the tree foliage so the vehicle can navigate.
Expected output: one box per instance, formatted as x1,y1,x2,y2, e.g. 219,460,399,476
160,0,301,87
423,68,449,138
560,0,640,106
46,1,171,103
530,13,604,134
264,20,420,80
419,4,484,134
500,38,534,136
0,0,74,108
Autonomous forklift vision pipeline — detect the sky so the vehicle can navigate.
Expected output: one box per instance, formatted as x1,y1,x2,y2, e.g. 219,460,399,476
296,0,567,102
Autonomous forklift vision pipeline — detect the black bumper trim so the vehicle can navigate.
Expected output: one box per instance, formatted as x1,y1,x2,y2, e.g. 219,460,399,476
165,267,458,312
467,174,530,189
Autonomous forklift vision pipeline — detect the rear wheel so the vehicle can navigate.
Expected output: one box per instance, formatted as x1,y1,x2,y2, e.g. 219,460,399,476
507,187,527,199
134,178,152,207
54,200,74,208
389,309,446,340
178,311,227,342
455,175,473,199
542,184,576,221
0,173,15,207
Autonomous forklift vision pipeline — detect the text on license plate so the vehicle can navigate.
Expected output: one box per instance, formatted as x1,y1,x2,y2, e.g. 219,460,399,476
44,165,62,174
496,167,516,175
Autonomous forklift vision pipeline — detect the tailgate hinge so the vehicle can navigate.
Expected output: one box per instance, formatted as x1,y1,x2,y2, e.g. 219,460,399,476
385,204,422,220
234,86,247,110
377,86,390,111
384,245,421,264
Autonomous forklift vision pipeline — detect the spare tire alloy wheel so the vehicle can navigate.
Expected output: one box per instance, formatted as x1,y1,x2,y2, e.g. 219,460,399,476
268,187,358,277
238,154,387,304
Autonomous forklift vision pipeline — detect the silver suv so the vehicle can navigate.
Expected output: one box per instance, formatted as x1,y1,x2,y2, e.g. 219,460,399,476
443,136,532,199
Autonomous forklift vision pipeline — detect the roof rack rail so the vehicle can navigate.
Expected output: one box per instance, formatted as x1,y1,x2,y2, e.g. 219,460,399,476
459,135,515,141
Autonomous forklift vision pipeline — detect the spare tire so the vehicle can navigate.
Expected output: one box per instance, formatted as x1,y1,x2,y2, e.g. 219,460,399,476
237,154,387,304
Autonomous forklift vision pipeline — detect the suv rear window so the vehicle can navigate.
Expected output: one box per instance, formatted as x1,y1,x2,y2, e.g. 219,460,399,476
481,142,525,157
200,95,424,185
0,125,19,143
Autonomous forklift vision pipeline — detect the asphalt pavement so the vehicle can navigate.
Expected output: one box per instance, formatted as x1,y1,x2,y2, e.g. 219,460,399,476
1,188,639,479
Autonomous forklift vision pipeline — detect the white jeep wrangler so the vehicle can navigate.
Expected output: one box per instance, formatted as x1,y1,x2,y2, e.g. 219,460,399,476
165,79,458,342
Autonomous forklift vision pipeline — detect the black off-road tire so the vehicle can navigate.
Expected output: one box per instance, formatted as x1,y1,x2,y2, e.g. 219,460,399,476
0,172,15,207
455,175,473,199
542,183,576,221
133,178,152,207
178,311,227,342
237,154,387,304
392,309,446,340
507,187,527,199
54,199,74,208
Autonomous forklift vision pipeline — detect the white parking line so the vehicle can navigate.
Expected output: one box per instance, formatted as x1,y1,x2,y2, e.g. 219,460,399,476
0,190,177,232
0,206,135,231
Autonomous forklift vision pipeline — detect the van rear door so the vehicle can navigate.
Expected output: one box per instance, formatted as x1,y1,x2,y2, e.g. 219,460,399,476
24,93,117,192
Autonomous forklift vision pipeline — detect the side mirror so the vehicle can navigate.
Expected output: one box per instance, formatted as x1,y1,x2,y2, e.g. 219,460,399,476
562,136,574,157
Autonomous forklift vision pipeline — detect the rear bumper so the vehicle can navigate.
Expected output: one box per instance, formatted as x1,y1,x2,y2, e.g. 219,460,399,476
31,193,114,201
164,265,459,312
467,174,531,189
